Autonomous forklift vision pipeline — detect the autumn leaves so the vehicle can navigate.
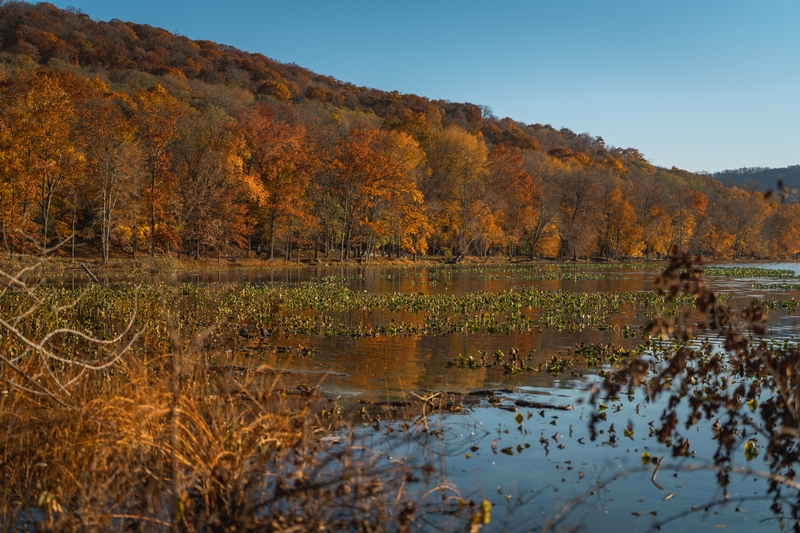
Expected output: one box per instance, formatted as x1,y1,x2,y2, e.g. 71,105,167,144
1,65,798,263
0,67,536,263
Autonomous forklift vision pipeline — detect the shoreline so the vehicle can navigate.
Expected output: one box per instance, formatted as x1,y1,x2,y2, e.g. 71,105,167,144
0,251,793,278
0,253,670,276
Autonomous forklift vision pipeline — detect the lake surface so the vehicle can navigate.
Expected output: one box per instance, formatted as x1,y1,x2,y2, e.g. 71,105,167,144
56,261,800,530
273,262,799,531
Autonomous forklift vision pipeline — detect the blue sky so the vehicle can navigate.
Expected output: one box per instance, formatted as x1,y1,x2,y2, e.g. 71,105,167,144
47,0,800,173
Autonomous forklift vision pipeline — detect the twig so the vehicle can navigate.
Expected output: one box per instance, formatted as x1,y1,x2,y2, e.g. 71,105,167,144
80,263,100,284
651,456,664,490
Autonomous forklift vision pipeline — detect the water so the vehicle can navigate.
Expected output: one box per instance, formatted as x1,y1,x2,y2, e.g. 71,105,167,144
52,261,800,530
218,262,796,531
216,263,800,401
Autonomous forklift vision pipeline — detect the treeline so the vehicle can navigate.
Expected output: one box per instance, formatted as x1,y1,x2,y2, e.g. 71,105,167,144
1,2,799,262
714,166,800,192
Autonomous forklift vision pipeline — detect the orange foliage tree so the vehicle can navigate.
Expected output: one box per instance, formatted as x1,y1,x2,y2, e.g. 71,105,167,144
135,84,185,255
233,102,317,260
83,84,142,263
485,145,537,259
423,126,488,257
0,69,94,254
327,128,427,261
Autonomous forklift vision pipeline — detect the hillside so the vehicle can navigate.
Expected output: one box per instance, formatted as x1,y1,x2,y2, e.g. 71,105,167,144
0,2,683,160
714,166,800,192
1,1,799,262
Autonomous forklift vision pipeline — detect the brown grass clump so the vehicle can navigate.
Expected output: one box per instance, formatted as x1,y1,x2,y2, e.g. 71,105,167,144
0,262,470,532
1,348,468,532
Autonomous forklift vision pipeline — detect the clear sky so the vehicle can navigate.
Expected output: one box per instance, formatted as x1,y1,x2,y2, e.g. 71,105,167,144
46,0,800,173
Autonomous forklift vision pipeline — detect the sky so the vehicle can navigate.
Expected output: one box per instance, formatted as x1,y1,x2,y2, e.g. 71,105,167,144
45,0,800,173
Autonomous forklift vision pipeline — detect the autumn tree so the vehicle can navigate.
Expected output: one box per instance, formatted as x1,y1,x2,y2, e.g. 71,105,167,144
84,86,142,263
173,104,246,259
359,130,429,261
521,151,562,258
234,102,316,260
135,84,184,255
553,157,606,259
485,145,538,259
763,202,800,258
422,126,488,257
325,128,427,261
0,69,93,254
713,187,771,258
599,184,644,259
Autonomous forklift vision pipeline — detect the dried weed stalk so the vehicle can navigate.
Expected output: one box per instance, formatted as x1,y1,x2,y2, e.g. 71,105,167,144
589,246,800,528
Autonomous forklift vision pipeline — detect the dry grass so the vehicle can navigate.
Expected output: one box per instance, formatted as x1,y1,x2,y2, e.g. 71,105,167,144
0,254,480,532
0,336,471,532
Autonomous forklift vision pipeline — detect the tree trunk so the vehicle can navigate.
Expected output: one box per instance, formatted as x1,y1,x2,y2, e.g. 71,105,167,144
150,169,156,256
71,213,76,263
268,211,277,260
41,181,50,257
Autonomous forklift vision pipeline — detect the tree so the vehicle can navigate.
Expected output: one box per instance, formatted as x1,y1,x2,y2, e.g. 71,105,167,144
326,128,425,260
522,151,563,259
600,185,644,259
84,86,142,263
359,130,429,261
174,104,247,259
135,84,184,255
234,102,316,260
0,69,92,255
486,145,537,259
556,164,606,259
423,126,488,257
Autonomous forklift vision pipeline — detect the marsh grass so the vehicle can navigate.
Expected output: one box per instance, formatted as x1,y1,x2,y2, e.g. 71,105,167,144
1,341,483,532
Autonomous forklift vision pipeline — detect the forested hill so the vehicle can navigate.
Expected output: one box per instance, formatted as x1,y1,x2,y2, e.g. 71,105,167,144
1,1,798,262
714,166,800,192
0,1,630,156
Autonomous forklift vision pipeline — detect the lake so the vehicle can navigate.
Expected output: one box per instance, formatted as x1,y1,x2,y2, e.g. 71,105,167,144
32,261,800,530
147,261,800,532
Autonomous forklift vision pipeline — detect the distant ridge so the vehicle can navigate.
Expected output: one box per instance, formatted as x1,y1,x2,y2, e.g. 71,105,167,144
713,166,800,191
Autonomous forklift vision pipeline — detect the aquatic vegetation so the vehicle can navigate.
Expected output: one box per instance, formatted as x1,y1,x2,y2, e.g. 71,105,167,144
704,266,797,278
447,348,536,376
446,341,652,377
478,272,628,281
756,297,799,314
0,279,693,350
751,282,800,291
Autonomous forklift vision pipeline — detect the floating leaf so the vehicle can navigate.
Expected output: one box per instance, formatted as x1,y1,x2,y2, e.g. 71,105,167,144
744,439,759,461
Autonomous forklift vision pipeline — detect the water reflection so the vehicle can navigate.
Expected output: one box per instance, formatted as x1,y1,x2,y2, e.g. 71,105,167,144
47,262,800,402
46,261,800,531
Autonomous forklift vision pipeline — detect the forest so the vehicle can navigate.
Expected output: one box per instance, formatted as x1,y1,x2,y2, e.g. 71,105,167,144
1,1,799,264
714,165,800,192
